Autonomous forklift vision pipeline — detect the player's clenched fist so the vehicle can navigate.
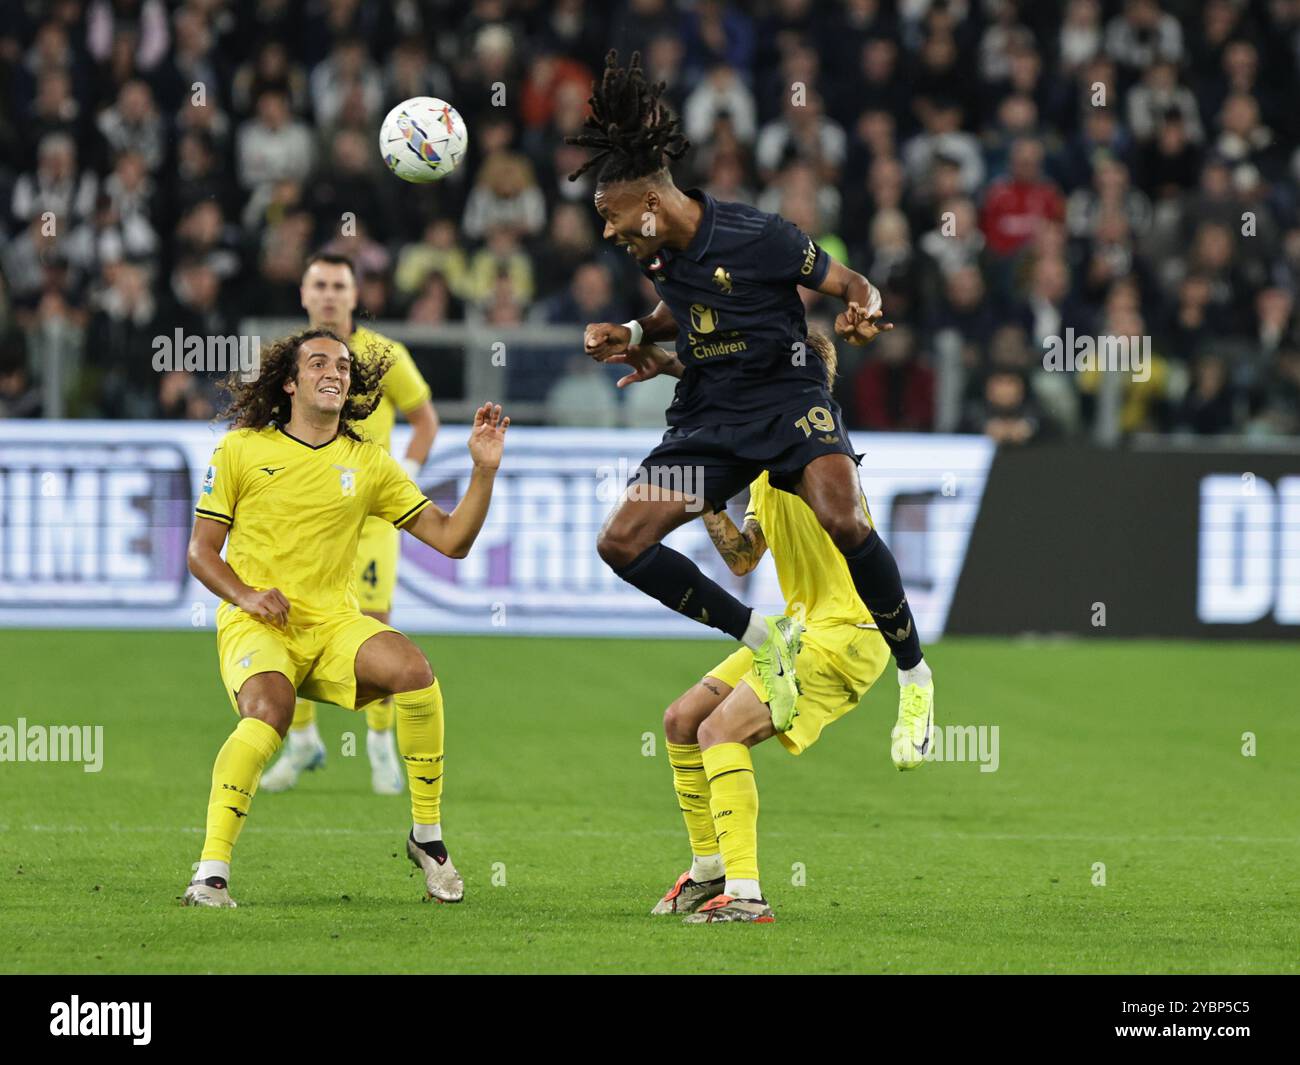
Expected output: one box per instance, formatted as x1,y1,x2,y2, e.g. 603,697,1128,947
584,322,631,361
238,587,290,627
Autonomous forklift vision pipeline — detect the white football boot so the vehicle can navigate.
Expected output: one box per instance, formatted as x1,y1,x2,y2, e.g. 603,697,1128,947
406,835,464,903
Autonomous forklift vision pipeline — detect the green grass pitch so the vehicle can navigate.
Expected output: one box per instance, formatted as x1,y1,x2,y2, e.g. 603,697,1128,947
1,631,1296,974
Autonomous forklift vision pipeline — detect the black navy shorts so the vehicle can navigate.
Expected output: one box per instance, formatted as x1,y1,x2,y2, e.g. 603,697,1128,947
631,393,861,511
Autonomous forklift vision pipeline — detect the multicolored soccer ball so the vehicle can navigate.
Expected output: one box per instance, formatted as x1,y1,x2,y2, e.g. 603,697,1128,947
379,97,468,183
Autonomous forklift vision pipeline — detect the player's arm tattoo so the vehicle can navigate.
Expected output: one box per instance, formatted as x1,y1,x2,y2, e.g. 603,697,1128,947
702,510,767,576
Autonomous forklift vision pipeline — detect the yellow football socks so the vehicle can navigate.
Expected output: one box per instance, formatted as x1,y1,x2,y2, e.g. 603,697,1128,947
702,742,760,883
667,741,719,859
200,717,281,863
396,680,445,826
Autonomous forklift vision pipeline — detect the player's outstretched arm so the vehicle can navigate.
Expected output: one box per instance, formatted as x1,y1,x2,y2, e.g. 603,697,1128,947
188,517,290,626
702,510,767,576
816,258,894,347
403,403,509,559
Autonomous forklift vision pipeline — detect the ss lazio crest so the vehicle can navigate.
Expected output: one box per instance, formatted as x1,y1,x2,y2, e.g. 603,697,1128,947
333,464,358,496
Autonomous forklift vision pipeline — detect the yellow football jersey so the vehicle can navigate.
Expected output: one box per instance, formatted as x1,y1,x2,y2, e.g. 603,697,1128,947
350,326,431,452
195,425,430,621
745,471,873,627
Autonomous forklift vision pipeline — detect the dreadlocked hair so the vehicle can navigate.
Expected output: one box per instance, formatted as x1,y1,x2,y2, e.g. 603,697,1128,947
807,329,839,389
565,50,690,184
219,327,392,442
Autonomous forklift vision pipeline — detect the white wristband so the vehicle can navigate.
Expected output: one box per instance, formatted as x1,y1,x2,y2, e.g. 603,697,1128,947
623,319,644,346
399,456,421,479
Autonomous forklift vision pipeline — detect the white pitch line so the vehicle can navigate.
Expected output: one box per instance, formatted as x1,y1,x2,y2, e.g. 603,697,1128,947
5,824,1299,845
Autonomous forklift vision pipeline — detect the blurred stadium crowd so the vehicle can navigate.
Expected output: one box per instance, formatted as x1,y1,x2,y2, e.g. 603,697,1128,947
1,0,1299,441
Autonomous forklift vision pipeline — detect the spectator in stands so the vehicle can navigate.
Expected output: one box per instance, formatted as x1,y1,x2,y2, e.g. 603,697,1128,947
980,137,1064,259
851,325,934,432
236,87,314,192
1136,108,1202,200
1126,61,1204,145
174,200,241,285
152,5,226,116
962,367,1053,444
85,261,159,417
918,197,988,291
1175,352,1238,434
309,38,383,132
684,64,757,147
395,218,470,305
1105,0,1184,75
163,258,234,345
533,202,598,300
1017,253,1091,353
903,98,984,197
463,151,546,241
520,51,592,132
11,132,97,231
65,190,158,283
1059,0,1104,75
462,224,534,306
0,333,41,418
96,79,166,172
930,265,1000,371
407,272,463,326
755,90,846,187
231,40,309,118
86,0,170,73
1067,156,1151,243
22,70,85,167
1249,347,1300,437
308,127,394,244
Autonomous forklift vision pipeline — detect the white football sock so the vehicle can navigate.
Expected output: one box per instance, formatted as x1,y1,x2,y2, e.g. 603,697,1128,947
741,611,769,652
196,859,230,882
899,657,932,687
287,721,322,753
367,728,397,767
725,877,761,901
412,822,442,844
690,853,724,882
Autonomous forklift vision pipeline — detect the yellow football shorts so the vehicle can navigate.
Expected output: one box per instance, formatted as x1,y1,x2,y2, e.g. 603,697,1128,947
708,621,891,754
355,515,400,614
216,602,396,714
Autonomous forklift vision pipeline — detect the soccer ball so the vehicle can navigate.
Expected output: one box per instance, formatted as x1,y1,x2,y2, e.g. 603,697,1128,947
379,97,468,183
